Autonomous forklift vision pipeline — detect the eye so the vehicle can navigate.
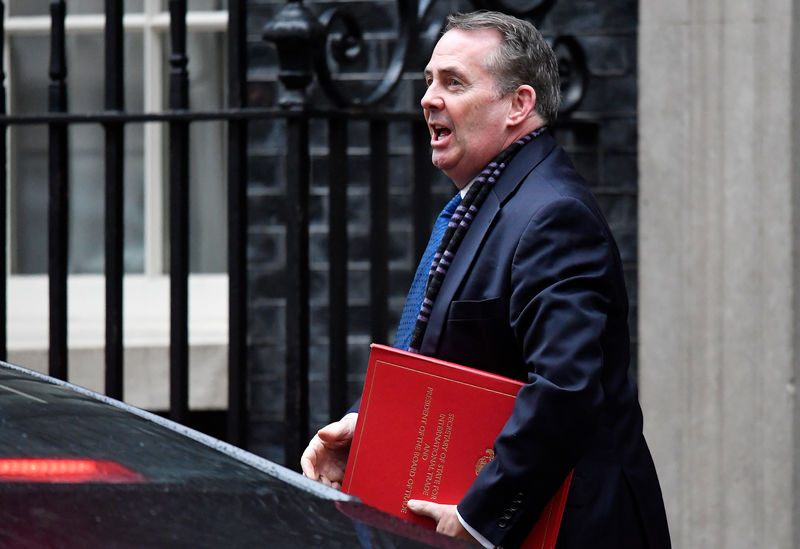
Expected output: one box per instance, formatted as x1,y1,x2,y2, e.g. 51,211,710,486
448,78,462,87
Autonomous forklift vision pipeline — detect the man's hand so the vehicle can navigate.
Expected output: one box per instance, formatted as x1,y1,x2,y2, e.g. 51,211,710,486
407,500,478,544
300,415,357,490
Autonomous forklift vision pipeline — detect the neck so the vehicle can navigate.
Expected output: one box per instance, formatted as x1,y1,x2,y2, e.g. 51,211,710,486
453,125,548,189
503,117,545,150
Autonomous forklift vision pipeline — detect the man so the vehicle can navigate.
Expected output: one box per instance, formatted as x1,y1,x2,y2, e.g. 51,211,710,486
301,11,670,549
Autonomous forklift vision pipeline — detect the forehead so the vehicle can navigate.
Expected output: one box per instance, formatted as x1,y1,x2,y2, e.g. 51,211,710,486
425,28,502,75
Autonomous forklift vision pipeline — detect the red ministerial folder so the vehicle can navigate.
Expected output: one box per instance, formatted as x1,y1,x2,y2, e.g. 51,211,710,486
342,344,573,549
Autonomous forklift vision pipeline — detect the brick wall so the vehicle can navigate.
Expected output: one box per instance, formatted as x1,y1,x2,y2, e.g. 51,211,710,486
244,0,638,464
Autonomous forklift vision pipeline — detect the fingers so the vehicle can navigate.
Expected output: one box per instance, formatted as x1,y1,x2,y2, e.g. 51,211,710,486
301,443,342,490
300,418,356,487
300,435,321,479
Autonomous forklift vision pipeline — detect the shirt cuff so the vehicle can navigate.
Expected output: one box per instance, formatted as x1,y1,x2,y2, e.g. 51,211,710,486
456,507,495,549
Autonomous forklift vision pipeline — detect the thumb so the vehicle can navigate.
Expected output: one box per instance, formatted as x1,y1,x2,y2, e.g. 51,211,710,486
407,499,440,521
318,417,355,443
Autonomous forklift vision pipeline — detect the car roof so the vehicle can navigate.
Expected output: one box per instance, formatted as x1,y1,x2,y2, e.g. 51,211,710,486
0,362,469,549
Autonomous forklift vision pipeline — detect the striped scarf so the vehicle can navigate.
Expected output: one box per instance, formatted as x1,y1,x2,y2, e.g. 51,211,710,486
407,126,547,353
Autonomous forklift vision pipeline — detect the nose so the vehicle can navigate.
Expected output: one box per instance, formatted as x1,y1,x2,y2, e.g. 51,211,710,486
420,84,443,111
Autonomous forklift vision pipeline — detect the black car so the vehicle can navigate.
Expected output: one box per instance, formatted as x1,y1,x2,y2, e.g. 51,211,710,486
0,361,471,548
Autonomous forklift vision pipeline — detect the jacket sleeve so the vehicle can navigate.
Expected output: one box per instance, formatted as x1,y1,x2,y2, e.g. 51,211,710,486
457,196,623,548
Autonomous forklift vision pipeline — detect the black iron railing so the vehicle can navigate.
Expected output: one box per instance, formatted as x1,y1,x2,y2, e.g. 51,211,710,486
0,0,255,445
0,0,592,467
104,0,125,402
48,0,68,383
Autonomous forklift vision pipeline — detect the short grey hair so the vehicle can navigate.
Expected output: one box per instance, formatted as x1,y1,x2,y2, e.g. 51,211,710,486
445,11,561,123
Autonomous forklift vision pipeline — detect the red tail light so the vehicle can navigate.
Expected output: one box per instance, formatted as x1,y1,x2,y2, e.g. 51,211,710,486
0,459,145,483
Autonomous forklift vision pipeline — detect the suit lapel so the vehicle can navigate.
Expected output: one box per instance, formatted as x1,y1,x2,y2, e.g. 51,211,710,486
419,133,558,357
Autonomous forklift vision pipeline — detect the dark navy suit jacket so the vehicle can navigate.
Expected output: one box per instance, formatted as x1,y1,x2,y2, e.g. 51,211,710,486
415,132,671,549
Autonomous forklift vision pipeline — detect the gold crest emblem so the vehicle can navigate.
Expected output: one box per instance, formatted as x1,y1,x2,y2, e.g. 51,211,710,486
475,448,495,475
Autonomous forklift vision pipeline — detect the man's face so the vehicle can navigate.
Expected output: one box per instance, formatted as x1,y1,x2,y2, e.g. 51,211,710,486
421,28,512,188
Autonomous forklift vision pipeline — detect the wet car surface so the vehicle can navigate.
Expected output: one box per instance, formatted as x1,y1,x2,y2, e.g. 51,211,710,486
0,362,472,549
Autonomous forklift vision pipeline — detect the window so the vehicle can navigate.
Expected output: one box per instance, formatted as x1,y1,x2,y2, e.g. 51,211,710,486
5,0,230,410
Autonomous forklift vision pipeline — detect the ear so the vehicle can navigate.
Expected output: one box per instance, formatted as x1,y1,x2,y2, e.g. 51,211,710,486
507,85,536,127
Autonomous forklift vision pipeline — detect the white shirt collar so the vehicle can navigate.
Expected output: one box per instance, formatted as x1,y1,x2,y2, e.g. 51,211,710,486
459,179,475,199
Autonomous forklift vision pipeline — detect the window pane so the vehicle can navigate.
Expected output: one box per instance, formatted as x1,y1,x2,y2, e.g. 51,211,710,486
8,1,51,16
163,31,228,273
10,121,47,274
191,0,228,9
10,33,51,274
8,1,146,16
10,33,145,274
157,0,228,9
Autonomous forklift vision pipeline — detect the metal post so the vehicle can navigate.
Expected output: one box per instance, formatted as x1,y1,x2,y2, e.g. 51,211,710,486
227,0,249,447
48,0,68,381
0,1,7,361
328,116,348,420
168,0,190,424
369,120,389,345
263,0,321,467
104,0,125,400
284,114,310,466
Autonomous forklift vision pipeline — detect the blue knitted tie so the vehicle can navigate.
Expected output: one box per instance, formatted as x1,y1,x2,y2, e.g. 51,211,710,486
393,192,462,351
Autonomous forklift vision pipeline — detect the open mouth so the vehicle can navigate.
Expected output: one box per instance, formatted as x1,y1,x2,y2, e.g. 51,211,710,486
432,124,452,142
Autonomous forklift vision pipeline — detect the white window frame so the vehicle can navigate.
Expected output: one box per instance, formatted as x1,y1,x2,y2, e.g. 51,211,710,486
4,3,231,409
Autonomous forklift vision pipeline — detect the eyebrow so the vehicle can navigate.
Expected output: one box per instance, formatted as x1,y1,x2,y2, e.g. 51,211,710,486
423,66,467,82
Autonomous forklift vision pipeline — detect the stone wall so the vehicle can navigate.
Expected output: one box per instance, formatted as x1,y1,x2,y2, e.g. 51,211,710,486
639,1,800,546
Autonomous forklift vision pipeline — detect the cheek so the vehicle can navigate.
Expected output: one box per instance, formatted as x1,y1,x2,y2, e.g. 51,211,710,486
459,103,502,139
459,104,485,129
